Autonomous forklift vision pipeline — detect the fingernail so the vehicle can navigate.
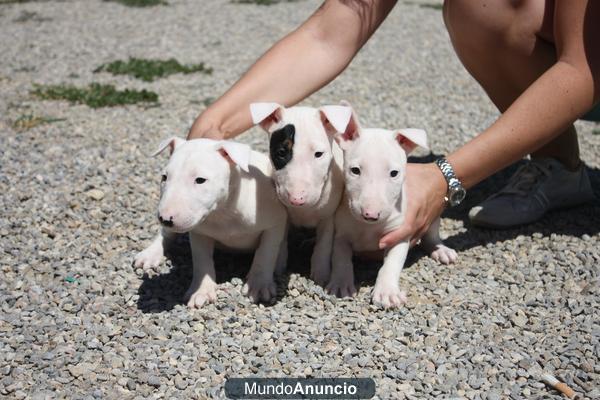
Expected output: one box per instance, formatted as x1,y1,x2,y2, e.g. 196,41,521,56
379,242,387,249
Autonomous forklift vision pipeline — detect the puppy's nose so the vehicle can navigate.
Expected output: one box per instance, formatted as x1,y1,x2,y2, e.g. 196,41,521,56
158,214,174,227
362,209,380,221
289,193,306,206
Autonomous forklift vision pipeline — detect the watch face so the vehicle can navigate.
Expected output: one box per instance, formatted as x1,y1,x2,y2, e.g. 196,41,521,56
450,188,466,206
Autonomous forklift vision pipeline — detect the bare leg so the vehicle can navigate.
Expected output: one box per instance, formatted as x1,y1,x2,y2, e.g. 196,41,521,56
186,233,217,308
326,236,357,298
310,216,335,286
372,241,409,309
443,0,580,170
243,224,286,303
275,237,288,277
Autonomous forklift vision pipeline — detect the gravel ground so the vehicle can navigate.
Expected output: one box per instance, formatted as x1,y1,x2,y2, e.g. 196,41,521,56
1,0,599,399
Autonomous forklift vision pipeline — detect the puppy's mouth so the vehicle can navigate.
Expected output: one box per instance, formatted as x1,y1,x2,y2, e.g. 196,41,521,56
164,217,203,234
362,216,380,223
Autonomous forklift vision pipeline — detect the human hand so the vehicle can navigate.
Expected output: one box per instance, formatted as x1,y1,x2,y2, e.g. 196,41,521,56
187,110,225,140
379,163,447,249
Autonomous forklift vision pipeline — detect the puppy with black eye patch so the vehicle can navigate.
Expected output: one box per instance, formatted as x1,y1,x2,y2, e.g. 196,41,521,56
327,102,458,309
270,124,295,170
251,102,352,286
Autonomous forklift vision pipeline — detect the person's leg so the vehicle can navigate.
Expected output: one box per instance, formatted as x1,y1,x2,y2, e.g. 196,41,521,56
443,0,580,171
442,0,595,228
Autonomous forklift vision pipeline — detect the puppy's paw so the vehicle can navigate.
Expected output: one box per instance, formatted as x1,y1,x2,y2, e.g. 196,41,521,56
310,262,331,287
430,244,458,265
372,284,407,309
326,276,357,298
243,274,277,303
185,283,217,309
133,246,163,269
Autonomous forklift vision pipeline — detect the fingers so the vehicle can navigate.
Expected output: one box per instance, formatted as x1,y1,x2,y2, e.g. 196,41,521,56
379,224,413,249
380,218,431,249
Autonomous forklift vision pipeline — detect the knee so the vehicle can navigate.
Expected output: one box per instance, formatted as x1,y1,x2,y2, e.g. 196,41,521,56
443,0,535,53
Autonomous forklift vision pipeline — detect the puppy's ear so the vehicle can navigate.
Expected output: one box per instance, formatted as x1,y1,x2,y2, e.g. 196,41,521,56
153,136,184,157
395,129,429,154
319,105,352,135
217,141,251,173
250,102,284,132
321,101,360,150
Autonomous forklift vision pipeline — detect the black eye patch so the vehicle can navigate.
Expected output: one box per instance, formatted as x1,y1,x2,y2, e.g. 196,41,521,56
269,124,295,170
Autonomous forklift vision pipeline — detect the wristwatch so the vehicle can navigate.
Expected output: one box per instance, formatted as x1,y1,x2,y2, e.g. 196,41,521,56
435,158,466,207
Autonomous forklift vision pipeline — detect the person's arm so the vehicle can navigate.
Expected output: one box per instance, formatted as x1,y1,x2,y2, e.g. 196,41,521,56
188,0,397,140
380,1,600,248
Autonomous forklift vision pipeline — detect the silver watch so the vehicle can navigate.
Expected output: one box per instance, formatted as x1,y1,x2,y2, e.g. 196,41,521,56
435,158,466,207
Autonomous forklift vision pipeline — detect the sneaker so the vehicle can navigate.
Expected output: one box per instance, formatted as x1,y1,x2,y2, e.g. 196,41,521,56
469,158,596,229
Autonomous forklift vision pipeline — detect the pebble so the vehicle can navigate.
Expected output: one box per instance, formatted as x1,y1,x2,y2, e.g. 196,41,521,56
85,189,105,201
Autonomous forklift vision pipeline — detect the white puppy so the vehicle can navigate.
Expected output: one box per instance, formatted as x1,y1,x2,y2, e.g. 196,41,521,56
250,103,350,285
134,137,288,308
327,105,457,308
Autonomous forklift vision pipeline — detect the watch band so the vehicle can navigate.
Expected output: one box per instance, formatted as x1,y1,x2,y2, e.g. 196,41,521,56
435,158,466,206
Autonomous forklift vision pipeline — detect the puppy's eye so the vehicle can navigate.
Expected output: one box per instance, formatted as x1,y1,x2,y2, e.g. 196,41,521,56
161,174,167,182
195,177,206,184
314,151,324,158
350,167,361,176
390,170,399,178
277,148,287,158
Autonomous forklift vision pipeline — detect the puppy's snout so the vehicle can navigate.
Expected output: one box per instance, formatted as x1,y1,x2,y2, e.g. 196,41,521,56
288,192,306,206
158,214,174,227
361,209,380,222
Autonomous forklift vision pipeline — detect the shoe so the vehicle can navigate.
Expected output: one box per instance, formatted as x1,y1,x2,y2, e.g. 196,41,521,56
469,158,596,229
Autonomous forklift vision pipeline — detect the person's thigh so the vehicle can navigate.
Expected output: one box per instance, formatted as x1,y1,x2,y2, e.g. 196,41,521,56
443,0,556,111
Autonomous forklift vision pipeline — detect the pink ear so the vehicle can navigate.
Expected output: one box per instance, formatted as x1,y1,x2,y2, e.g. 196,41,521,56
324,101,361,148
395,129,429,154
152,136,184,157
319,105,352,135
217,141,251,173
250,102,284,132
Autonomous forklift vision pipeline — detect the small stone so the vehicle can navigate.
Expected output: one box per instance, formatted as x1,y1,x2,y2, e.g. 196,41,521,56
487,392,501,400
86,189,105,201
580,361,593,373
126,379,136,391
67,364,88,378
147,375,161,388
510,310,528,328
174,375,187,390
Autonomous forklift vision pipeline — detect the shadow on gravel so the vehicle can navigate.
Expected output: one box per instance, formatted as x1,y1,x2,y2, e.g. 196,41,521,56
137,235,290,313
409,154,600,253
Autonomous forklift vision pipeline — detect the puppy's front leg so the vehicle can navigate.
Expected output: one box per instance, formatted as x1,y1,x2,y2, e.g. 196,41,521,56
185,232,217,308
310,216,334,286
372,241,409,308
326,236,357,298
134,228,175,269
243,224,285,303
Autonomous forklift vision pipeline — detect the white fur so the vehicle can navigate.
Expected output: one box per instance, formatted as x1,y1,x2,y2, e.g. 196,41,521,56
251,103,351,285
327,108,457,308
134,138,288,307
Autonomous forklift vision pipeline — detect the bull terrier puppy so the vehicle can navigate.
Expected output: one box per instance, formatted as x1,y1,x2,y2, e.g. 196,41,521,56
327,104,457,308
134,137,288,308
250,103,351,286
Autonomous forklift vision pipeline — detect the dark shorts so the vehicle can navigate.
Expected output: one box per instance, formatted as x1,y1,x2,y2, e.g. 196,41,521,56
582,104,600,122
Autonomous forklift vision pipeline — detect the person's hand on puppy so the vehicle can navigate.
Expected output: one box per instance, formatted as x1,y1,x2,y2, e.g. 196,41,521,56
187,110,225,140
379,162,447,249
